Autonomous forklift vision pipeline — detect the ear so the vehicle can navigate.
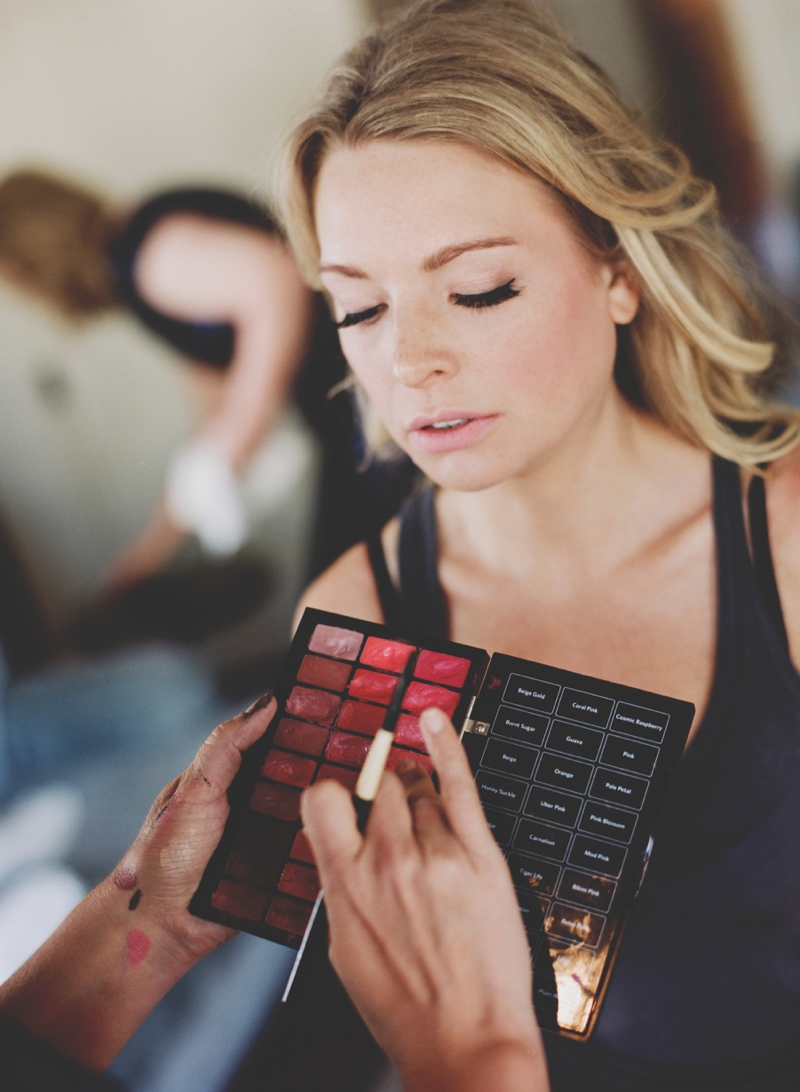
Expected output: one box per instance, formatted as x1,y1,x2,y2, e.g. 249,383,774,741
604,261,639,325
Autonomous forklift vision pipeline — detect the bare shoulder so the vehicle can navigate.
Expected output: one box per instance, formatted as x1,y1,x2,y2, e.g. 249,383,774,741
293,541,384,631
134,213,295,317
765,447,800,542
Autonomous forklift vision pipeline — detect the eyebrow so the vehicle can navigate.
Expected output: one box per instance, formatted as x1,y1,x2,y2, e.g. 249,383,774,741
318,236,518,279
422,236,518,272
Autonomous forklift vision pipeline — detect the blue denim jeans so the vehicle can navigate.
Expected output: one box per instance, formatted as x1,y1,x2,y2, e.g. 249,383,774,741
0,643,219,803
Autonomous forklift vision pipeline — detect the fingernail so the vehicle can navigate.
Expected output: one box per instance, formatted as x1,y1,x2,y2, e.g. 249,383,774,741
244,693,273,718
420,707,446,733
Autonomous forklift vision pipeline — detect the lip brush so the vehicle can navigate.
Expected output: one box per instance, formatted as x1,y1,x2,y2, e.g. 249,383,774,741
282,653,418,1002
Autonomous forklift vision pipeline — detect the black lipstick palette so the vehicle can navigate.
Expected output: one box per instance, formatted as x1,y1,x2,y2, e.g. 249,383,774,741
191,609,693,1040
190,609,488,946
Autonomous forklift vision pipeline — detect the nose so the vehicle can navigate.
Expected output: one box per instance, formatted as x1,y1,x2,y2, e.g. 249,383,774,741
391,307,458,389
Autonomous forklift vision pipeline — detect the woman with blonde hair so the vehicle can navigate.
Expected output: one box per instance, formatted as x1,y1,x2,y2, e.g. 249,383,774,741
280,0,800,1087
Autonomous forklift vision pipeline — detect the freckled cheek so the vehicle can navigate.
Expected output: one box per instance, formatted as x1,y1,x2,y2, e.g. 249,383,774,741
347,351,408,437
499,300,617,416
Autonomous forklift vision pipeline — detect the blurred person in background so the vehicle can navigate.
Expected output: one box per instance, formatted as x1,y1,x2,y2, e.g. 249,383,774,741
0,171,415,608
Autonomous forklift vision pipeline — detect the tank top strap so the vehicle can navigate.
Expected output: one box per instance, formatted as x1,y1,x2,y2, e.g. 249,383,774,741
397,485,448,638
711,454,790,653
365,485,447,637
365,533,404,631
747,472,789,646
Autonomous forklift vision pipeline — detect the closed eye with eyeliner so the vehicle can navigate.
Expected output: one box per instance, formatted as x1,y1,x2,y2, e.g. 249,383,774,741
335,278,521,329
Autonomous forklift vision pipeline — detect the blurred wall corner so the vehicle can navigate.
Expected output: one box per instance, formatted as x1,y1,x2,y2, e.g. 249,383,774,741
360,0,408,22
640,0,765,230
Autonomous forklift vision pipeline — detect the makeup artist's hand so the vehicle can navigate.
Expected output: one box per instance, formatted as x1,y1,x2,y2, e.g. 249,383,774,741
0,696,276,1071
108,693,277,961
302,707,549,1092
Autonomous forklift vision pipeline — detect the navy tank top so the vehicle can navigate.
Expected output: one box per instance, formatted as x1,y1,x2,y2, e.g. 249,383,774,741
367,457,800,1090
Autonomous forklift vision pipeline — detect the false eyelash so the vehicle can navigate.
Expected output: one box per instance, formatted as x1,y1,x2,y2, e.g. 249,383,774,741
453,279,521,309
336,305,382,329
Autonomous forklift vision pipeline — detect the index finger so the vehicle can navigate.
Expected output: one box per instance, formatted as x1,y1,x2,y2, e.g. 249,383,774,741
419,707,498,857
301,778,362,887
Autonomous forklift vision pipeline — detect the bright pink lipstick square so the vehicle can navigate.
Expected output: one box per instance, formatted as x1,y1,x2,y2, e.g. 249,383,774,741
360,636,415,673
348,669,398,705
325,731,372,769
402,681,459,717
414,650,471,688
394,713,425,751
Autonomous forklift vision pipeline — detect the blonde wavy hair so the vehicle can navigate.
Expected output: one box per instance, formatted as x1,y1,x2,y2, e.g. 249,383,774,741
279,0,800,467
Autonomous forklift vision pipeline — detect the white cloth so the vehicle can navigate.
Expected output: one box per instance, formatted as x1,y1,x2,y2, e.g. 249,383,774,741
165,440,247,556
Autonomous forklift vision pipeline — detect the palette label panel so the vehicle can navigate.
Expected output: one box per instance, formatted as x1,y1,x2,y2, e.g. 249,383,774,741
463,652,694,1040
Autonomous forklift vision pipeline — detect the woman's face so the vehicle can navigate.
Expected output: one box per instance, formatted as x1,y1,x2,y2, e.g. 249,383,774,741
315,140,639,492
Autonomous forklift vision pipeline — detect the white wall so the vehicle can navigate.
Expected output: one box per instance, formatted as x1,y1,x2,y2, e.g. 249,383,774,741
722,0,800,190
0,0,363,196
543,0,660,117
0,0,364,628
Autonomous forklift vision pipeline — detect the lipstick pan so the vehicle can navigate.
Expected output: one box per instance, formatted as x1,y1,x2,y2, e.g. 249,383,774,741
282,655,418,1003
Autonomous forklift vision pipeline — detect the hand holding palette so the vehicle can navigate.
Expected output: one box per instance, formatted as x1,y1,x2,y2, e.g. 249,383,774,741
190,609,693,1040
190,610,487,946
